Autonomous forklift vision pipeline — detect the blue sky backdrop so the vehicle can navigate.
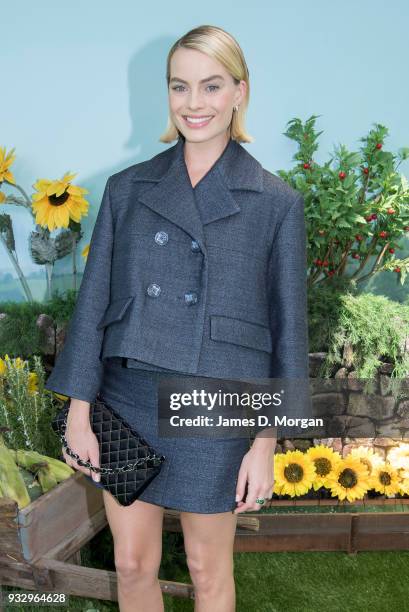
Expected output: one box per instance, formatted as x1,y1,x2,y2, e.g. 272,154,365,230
1,0,409,301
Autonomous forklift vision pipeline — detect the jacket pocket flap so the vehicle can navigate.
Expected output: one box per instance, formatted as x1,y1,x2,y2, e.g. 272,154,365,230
210,315,272,354
96,296,135,330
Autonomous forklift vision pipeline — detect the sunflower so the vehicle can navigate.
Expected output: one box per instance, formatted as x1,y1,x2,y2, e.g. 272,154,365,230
349,446,384,477
306,444,342,490
326,456,369,502
273,450,316,497
387,443,409,472
369,462,401,497
0,146,16,184
31,171,89,231
398,468,409,495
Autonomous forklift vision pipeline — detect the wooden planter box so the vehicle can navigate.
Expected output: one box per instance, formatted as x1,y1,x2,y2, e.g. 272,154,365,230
0,472,196,602
233,497,409,553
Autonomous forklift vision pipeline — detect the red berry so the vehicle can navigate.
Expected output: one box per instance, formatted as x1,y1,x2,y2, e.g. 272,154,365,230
362,167,369,175
355,234,363,241
404,226,409,231
379,230,388,238
352,253,360,259
316,259,322,266
394,267,401,273
387,208,395,215
371,213,378,220
339,171,346,180
327,270,335,276
323,260,329,267
366,215,373,222
376,143,382,150
303,162,311,169
389,248,395,254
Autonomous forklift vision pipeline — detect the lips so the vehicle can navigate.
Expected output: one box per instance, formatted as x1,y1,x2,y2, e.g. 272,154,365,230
182,115,214,128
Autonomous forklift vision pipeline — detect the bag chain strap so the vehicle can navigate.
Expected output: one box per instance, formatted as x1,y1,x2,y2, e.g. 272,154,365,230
59,414,164,475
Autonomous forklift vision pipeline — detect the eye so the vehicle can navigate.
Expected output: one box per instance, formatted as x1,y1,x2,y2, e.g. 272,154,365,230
206,85,220,92
171,85,186,92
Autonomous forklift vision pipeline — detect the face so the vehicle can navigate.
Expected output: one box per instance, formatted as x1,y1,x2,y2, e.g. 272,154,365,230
168,47,246,144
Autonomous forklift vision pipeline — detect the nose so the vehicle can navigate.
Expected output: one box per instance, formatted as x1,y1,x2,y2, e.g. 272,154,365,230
187,88,205,110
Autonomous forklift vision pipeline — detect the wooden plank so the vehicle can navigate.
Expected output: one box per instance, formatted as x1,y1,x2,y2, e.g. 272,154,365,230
17,472,104,562
0,561,35,587
234,514,352,552
0,499,25,564
34,558,194,601
353,512,409,551
35,508,107,564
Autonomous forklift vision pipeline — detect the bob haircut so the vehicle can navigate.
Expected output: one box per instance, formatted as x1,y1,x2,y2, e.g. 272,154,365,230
159,25,254,144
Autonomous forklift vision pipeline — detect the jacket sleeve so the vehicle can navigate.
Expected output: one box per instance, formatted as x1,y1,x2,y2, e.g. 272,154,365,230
268,193,309,379
266,193,311,437
44,177,114,403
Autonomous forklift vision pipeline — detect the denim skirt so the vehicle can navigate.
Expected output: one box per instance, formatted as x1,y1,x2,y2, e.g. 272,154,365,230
84,357,250,513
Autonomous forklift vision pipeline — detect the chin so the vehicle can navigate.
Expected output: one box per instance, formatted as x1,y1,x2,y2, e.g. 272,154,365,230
179,127,228,145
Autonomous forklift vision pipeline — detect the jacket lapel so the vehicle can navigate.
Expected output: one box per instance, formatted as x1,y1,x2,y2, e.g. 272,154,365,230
131,136,264,247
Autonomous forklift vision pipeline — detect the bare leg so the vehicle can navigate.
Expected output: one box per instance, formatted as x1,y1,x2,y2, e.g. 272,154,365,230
180,510,238,612
103,490,165,612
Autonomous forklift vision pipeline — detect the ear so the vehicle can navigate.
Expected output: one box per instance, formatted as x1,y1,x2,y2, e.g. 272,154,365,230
235,80,247,107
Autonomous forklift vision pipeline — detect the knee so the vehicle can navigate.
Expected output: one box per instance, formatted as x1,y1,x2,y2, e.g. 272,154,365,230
114,551,160,584
186,556,232,593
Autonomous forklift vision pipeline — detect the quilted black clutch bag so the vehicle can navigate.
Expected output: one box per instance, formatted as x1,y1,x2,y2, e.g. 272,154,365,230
51,392,166,506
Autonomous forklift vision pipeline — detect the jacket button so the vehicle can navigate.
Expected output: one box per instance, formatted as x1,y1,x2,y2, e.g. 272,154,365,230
184,291,198,305
191,239,201,253
147,283,161,297
155,231,168,245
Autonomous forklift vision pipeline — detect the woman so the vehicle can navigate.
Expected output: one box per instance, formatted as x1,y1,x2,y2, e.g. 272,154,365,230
45,24,309,612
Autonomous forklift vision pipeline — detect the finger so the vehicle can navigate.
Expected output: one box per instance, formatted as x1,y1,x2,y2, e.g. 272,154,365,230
61,448,75,468
245,486,259,508
88,448,101,482
242,489,265,513
234,502,254,514
234,490,256,514
235,470,248,504
62,447,91,476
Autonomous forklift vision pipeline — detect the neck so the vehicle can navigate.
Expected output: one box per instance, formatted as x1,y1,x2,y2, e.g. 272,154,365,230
182,131,231,172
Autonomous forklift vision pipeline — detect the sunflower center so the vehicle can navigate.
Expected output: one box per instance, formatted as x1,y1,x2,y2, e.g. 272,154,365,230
48,191,69,206
284,462,304,483
338,468,358,489
314,457,331,476
379,471,391,486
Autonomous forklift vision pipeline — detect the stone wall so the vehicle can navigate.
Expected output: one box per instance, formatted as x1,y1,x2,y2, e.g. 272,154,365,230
275,352,409,459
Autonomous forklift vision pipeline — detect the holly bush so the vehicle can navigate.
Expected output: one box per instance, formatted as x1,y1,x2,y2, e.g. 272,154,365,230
278,115,409,287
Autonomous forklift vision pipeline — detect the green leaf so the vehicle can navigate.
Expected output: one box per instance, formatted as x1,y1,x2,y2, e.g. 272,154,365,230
337,219,351,229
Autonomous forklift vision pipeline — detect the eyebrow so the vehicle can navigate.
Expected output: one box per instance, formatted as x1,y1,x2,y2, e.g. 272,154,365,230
169,74,225,85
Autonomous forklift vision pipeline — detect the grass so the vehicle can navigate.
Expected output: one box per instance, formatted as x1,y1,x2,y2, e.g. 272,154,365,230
2,549,409,611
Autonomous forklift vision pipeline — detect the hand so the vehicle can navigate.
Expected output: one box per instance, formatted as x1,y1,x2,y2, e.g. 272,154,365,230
234,444,275,514
61,399,101,483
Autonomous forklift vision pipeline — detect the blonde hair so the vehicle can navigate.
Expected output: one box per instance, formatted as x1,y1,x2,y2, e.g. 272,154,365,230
159,25,254,144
